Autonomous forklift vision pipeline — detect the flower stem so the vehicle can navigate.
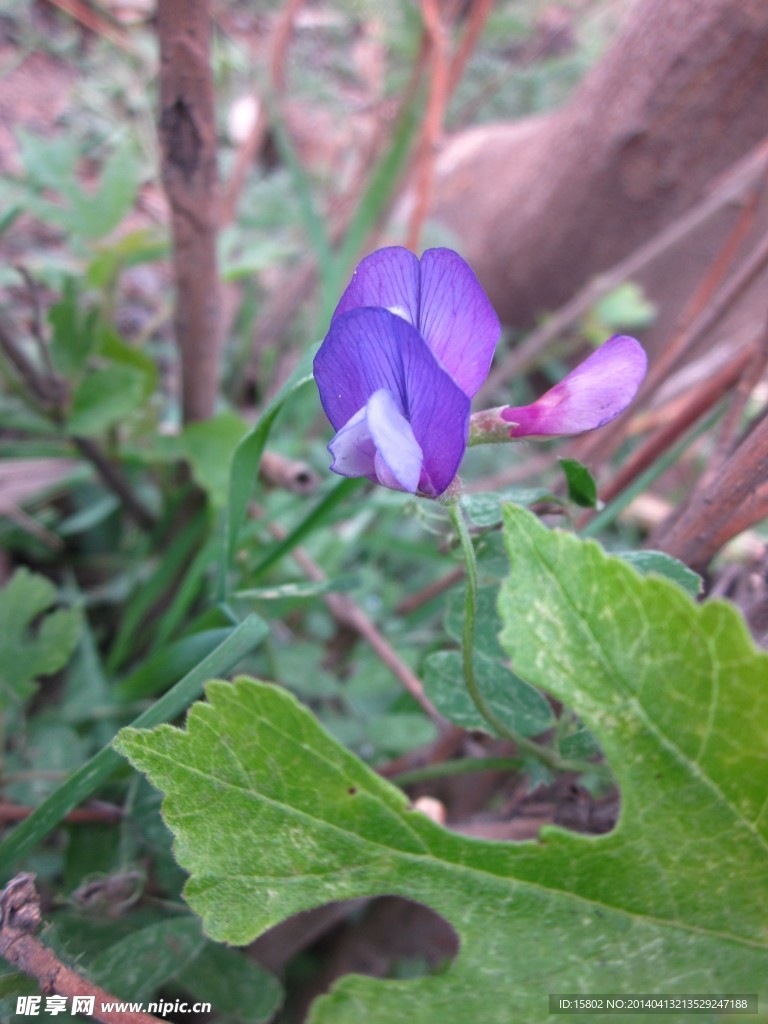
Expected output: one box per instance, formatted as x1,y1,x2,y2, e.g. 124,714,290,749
448,500,608,778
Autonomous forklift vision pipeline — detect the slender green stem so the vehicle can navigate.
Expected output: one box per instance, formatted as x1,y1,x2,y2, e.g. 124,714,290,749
448,501,609,778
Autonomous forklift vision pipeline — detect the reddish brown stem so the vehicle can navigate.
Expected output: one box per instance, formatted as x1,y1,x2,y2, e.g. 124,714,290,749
448,0,495,93
0,801,122,826
651,412,768,570
480,138,768,401
0,875,164,1024
270,0,305,92
157,0,221,423
407,0,450,251
592,341,754,510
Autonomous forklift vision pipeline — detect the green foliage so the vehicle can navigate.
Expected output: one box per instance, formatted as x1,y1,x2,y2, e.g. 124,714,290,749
87,917,281,1020
0,616,266,878
13,132,142,242
48,279,100,377
0,568,81,709
423,650,553,736
617,549,703,598
116,507,768,1021
589,280,655,335
67,365,147,437
223,349,317,576
0,6,762,1018
460,487,554,527
558,457,599,508
181,412,250,508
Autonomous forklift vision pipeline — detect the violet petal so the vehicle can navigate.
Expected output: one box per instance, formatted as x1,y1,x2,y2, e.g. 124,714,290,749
502,335,647,438
332,247,420,328
367,389,423,492
314,308,470,496
332,246,500,398
418,248,501,398
327,406,377,481
327,388,423,493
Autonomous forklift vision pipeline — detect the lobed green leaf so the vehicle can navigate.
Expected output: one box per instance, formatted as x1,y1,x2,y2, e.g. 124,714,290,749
0,568,81,709
116,507,768,1022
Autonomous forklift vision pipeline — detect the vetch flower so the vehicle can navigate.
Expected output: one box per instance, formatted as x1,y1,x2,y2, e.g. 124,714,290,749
313,247,647,497
314,247,500,497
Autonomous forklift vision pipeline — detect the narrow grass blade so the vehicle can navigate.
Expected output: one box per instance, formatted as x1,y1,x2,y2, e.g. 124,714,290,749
149,534,218,651
220,347,317,591
107,507,208,672
250,476,363,581
114,624,266,701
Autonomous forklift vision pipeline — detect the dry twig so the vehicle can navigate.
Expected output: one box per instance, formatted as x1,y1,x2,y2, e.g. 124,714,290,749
649,312,768,568
0,874,163,1024
0,801,122,826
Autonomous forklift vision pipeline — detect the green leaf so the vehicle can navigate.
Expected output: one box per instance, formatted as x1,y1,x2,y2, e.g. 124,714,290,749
87,918,203,1001
17,131,80,195
0,204,21,238
176,938,282,1023
67,366,146,436
69,138,142,240
87,228,169,289
0,616,266,879
48,279,99,377
617,549,703,598
423,650,553,738
181,411,250,507
222,348,316,580
5,719,88,806
366,712,438,756
460,487,555,528
594,281,656,331
0,972,37,998
69,913,279,1020
558,457,599,508
0,568,80,709
16,133,142,241
98,325,158,399
445,583,504,658
117,505,768,1022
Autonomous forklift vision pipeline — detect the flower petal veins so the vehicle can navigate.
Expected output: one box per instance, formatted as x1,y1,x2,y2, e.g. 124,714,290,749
314,306,470,497
332,247,501,397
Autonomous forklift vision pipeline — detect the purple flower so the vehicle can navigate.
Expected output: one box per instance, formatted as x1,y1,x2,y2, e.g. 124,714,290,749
313,247,647,497
313,247,500,497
